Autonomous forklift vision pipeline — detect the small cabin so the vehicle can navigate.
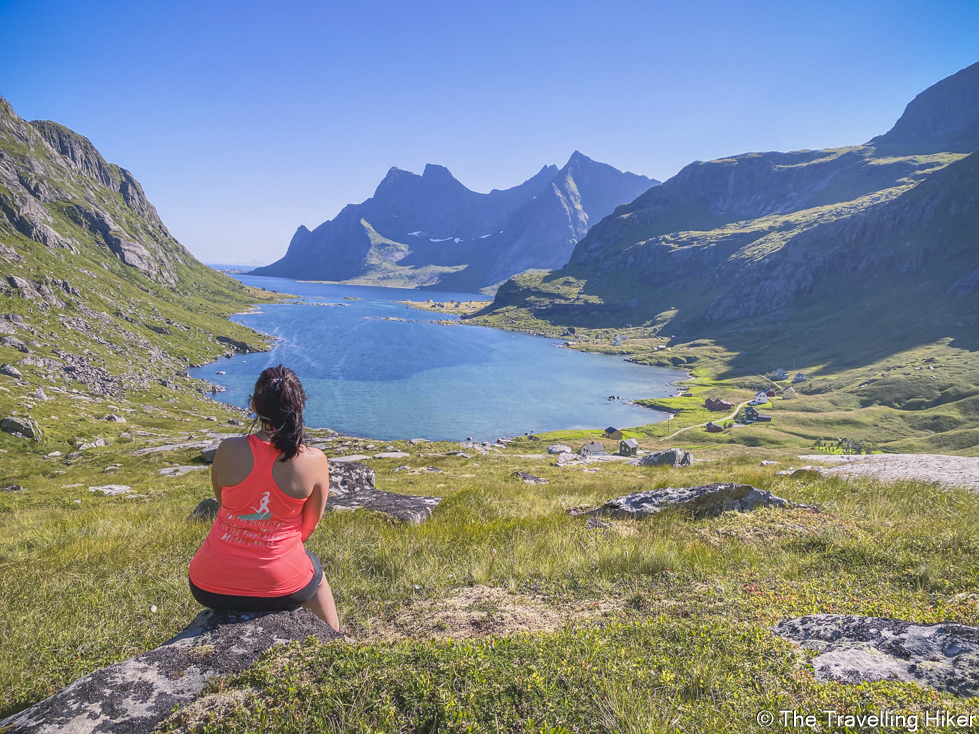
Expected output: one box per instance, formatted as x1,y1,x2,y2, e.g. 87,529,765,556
750,391,769,405
793,372,808,383
705,421,723,433
783,386,797,399
604,427,623,440
619,438,640,456
580,441,606,457
745,406,772,423
765,389,777,398
772,368,788,381
709,400,733,412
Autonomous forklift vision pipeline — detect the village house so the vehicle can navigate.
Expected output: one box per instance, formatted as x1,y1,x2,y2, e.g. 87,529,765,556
745,406,772,423
750,391,769,405
604,427,623,440
705,421,723,433
765,389,777,397
793,372,808,383
772,368,789,381
783,386,797,399
706,398,734,411
580,441,606,458
619,438,640,456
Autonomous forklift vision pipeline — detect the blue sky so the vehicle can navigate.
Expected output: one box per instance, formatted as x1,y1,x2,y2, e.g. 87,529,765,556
1,0,977,263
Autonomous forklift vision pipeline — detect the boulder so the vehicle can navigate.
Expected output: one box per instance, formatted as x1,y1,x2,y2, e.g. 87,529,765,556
105,414,127,423
547,444,572,454
32,387,51,401
634,447,693,468
0,336,29,353
2,484,27,492
408,438,430,445
2,416,42,441
760,460,780,466
373,451,410,459
0,363,22,378
88,485,133,496
329,460,441,524
0,608,341,734
189,497,219,522
200,442,221,463
583,482,814,519
556,452,579,465
775,465,824,477
513,471,549,485
773,614,979,697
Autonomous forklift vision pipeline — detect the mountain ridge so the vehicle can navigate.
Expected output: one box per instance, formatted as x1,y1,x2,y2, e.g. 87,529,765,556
252,153,656,291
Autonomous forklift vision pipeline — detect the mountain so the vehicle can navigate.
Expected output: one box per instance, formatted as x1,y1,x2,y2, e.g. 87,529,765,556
479,62,979,348
0,93,269,401
251,153,656,291
871,60,979,155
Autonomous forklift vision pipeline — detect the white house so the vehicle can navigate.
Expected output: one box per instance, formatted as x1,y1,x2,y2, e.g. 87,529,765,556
750,391,770,405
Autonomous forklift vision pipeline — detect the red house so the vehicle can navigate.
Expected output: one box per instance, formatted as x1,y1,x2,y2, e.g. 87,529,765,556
706,421,723,433
765,389,777,397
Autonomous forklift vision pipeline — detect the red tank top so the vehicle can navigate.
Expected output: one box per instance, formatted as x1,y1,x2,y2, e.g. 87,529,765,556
189,434,314,597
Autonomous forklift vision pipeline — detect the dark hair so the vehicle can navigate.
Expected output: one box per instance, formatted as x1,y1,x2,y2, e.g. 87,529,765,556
251,365,307,461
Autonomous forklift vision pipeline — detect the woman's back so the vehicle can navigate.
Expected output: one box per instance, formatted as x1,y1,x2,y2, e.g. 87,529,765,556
189,434,320,596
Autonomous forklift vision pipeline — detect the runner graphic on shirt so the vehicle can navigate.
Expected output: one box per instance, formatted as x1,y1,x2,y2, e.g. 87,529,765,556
236,491,275,521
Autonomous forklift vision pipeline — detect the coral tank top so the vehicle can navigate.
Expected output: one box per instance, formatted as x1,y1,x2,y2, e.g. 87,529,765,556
189,434,314,597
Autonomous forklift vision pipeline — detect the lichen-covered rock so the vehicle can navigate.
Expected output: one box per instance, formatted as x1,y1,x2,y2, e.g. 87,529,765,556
2,415,42,440
586,482,813,519
0,363,22,378
547,444,572,455
774,614,979,697
633,447,693,468
329,460,441,524
0,608,341,734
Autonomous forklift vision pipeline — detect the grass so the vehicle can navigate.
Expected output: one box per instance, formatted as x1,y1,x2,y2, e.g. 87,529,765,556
4,435,979,729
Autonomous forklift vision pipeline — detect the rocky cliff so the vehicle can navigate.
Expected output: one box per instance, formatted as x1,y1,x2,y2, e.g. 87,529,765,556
252,152,655,291
0,93,269,400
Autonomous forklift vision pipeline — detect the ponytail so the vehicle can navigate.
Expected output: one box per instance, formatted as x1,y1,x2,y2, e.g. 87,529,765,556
251,365,307,461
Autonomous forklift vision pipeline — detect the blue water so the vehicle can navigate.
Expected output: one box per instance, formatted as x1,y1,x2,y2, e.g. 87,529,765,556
191,277,685,442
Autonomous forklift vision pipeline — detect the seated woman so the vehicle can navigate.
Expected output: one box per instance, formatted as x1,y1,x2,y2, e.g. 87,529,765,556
188,365,339,631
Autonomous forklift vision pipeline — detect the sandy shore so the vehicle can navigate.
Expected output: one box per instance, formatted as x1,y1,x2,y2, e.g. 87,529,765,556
798,454,979,491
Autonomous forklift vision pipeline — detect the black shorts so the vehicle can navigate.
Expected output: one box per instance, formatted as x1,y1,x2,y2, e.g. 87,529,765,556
189,549,324,613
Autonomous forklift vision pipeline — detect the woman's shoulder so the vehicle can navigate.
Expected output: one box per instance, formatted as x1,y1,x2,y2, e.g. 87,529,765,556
298,444,327,462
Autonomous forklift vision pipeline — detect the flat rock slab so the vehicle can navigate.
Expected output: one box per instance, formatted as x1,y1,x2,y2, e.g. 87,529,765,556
330,454,370,462
131,440,215,457
159,465,208,478
582,482,813,519
774,614,979,697
513,471,549,485
798,454,979,491
329,461,441,524
0,608,341,734
373,451,410,459
631,447,693,468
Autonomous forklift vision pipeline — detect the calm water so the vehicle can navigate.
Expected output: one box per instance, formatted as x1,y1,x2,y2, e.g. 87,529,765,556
191,276,685,442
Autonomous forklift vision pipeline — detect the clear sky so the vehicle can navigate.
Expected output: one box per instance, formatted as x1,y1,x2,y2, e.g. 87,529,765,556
1,0,977,264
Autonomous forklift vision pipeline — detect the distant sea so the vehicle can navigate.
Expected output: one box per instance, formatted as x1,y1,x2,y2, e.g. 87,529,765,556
191,276,686,442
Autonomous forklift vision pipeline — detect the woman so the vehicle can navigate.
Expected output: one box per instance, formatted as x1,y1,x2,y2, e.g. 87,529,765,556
188,365,339,631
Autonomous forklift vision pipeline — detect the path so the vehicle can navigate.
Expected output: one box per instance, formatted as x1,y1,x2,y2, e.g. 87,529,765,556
658,400,751,442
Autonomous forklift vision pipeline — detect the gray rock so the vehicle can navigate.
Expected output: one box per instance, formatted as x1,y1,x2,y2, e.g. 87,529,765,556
761,460,780,466
0,608,341,734
2,484,27,492
188,497,219,522
634,447,693,468
200,442,221,463
105,414,126,423
160,465,208,478
586,517,610,529
513,471,549,485
775,465,824,477
408,438,430,445
330,454,370,462
773,614,979,697
75,437,106,452
2,416,42,441
32,386,51,401
585,482,814,519
0,363,22,378
88,485,132,496
548,443,572,454
393,465,410,472
446,450,470,458
373,451,410,459
425,466,443,473
1,335,29,353
329,460,441,524
556,451,579,465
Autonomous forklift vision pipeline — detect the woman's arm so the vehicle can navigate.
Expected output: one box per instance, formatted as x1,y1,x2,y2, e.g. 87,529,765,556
300,453,330,542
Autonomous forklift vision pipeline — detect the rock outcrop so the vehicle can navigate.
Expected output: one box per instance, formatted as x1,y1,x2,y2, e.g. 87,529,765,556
1,416,42,440
328,460,441,524
774,614,979,697
634,447,693,468
0,608,341,734
582,482,813,519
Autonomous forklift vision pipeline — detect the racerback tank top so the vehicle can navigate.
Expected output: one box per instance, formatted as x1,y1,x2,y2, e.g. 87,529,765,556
189,434,314,597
